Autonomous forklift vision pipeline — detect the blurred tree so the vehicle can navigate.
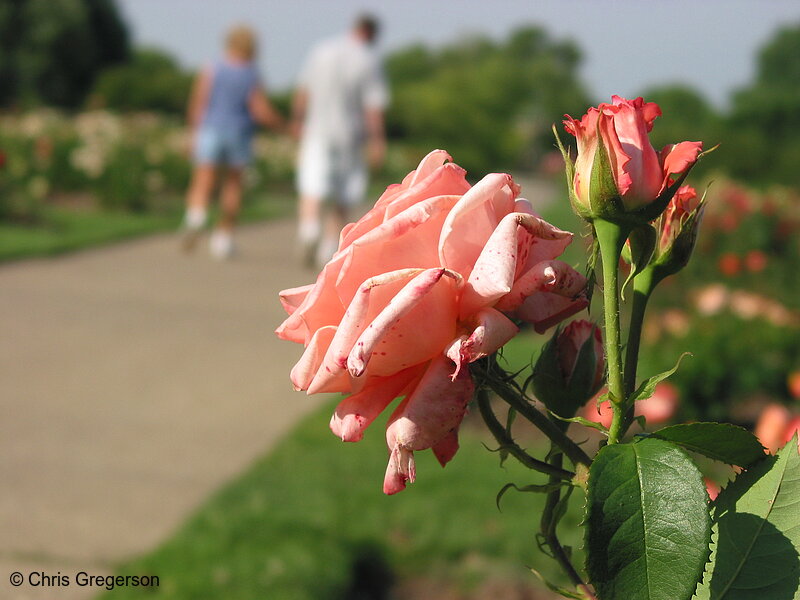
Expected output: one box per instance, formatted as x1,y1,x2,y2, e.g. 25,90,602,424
726,23,800,186
385,26,590,177
90,49,193,114
0,0,130,108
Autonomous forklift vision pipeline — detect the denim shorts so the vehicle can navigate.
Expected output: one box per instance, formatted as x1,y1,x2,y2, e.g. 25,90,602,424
194,126,252,167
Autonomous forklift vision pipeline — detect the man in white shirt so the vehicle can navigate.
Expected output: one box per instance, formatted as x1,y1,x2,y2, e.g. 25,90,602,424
291,15,389,267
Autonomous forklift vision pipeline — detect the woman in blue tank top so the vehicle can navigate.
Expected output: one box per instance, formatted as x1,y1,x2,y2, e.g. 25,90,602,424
181,25,284,259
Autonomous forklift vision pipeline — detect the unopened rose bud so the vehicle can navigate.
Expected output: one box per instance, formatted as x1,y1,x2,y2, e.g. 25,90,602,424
562,96,703,223
532,320,604,418
650,185,705,276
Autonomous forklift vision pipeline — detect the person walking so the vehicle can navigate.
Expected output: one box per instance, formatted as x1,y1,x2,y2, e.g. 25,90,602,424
291,14,389,267
181,25,284,259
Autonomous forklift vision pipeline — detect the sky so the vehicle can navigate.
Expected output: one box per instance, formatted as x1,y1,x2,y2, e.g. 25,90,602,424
116,0,800,109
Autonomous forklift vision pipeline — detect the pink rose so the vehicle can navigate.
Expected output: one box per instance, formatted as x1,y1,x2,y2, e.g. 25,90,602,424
564,96,703,214
276,150,587,494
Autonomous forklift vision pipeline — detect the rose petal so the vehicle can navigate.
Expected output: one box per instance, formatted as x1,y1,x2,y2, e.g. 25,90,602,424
438,173,519,277
309,268,423,394
495,260,586,312
460,213,572,318
289,325,337,391
347,268,460,377
445,308,519,377
329,364,426,442
335,194,461,306
514,293,589,334
383,355,474,494
659,141,703,191
432,430,460,467
276,253,347,344
279,284,314,316
340,162,469,251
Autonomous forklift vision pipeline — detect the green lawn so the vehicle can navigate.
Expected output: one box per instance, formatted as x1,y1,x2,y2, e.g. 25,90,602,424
101,355,584,599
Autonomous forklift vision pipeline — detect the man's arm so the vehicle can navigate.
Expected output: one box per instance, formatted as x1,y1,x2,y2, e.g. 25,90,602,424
365,106,386,169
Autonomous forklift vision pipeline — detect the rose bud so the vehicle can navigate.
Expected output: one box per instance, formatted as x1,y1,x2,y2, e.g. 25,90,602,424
649,185,705,277
562,96,703,223
532,319,605,419
277,150,588,494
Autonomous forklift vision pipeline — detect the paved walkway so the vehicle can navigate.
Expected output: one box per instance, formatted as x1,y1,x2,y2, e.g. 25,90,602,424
0,219,319,599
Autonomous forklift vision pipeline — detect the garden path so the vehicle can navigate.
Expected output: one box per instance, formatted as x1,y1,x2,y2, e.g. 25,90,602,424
0,176,556,599
0,218,319,599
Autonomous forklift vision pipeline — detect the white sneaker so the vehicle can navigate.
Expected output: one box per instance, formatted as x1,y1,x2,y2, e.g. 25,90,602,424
180,207,207,252
209,230,235,260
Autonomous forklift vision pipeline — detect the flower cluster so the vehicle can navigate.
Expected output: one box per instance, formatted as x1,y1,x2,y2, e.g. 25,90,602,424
276,150,587,493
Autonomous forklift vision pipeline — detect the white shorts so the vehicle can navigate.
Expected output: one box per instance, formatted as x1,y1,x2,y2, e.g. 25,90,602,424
297,139,366,207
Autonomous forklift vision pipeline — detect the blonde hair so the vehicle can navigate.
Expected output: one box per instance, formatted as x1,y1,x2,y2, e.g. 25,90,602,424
226,25,257,60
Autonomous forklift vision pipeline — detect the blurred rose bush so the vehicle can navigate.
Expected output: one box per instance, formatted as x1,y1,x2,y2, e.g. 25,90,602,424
276,150,588,493
0,109,295,219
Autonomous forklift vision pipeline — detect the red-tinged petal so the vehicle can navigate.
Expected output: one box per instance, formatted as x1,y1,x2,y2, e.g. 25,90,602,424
289,325,337,391
383,356,474,493
347,268,460,377
385,355,474,453
329,365,426,442
659,141,703,191
383,440,415,495
432,430,459,467
460,213,572,318
335,194,461,306
309,268,423,394
438,173,519,277
496,260,586,312
610,96,661,131
445,308,519,377
279,284,314,317
514,292,589,334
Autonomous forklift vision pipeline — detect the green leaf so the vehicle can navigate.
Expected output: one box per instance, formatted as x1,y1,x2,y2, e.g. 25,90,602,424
630,352,691,403
652,423,766,468
586,438,711,600
694,437,800,599
621,224,657,300
553,123,575,194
